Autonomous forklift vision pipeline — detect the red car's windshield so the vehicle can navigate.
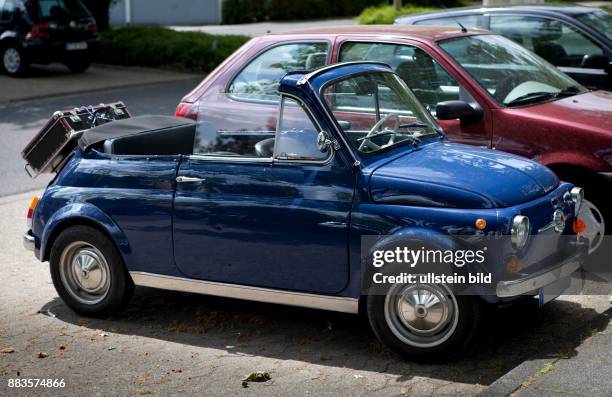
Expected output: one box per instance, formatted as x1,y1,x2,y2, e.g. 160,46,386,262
438,34,587,107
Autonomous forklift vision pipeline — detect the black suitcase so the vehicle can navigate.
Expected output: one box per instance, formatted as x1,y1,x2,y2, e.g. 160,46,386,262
21,102,130,177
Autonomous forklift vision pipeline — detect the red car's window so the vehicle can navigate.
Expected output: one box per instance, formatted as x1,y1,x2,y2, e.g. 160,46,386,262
228,42,329,102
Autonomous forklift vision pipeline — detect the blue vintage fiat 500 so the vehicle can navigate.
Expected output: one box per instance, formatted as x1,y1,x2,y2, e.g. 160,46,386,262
23,62,586,361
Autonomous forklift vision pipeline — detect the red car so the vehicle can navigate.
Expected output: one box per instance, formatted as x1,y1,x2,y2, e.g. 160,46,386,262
176,26,612,238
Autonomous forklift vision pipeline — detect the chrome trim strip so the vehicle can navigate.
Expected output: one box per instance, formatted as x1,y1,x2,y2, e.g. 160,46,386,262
496,254,582,298
129,272,359,313
23,231,35,252
558,66,607,76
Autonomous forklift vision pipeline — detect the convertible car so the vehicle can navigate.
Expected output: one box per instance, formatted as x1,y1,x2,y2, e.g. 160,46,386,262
24,62,587,360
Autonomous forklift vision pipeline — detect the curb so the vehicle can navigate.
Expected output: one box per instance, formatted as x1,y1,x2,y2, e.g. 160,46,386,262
475,358,555,397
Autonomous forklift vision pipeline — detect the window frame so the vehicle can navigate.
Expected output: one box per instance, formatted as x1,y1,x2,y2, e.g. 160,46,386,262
189,93,334,165
337,39,476,117
274,93,333,164
487,12,607,68
225,40,332,105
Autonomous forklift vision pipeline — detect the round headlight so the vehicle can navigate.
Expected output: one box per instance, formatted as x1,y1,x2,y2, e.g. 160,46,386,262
511,215,530,250
570,187,584,214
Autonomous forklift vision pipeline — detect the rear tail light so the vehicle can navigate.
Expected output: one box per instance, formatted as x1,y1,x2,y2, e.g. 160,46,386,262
175,102,198,120
26,195,39,228
27,23,50,39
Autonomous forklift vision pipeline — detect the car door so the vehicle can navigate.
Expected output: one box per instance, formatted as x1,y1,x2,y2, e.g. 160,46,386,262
489,14,611,90
336,39,492,148
172,94,354,294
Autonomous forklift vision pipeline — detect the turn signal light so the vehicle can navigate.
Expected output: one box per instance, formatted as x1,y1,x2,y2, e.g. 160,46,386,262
475,218,487,230
573,218,586,235
26,195,39,228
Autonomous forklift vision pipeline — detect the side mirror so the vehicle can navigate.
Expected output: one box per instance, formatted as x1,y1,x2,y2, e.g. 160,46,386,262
435,100,483,122
317,131,340,152
581,54,609,70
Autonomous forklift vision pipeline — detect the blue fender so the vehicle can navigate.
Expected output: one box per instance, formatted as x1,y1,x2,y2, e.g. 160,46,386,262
367,226,460,255
40,202,130,261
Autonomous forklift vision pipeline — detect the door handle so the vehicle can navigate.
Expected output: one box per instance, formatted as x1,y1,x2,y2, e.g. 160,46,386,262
176,176,205,183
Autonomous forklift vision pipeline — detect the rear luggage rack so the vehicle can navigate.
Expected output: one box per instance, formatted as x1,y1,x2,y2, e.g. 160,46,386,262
21,102,130,177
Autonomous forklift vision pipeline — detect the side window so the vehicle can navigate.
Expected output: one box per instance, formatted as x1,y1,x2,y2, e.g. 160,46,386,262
228,42,329,102
0,0,14,22
490,15,603,67
340,42,474,115
193,96,277,158
414,15,485,29
276,97,328,161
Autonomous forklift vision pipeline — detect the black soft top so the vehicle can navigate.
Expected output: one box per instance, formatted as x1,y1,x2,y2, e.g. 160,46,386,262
78,115,195,152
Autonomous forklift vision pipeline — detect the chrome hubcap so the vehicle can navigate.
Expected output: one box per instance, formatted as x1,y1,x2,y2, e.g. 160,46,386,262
3,48,21,74
385,282,458,348
59,242,110,304
579,200,605,255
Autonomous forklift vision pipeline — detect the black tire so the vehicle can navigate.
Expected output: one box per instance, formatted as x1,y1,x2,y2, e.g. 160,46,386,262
65,59,91,73
1,44,29,77
366,271,482,362
49,225,134,317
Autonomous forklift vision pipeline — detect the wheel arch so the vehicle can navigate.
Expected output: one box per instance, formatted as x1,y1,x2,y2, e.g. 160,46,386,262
41,203,130,263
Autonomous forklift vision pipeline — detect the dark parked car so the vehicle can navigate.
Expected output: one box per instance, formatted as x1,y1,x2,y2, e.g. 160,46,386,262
176,26,610,247
25,62,587,361
395,5,612,90
0,0,99,76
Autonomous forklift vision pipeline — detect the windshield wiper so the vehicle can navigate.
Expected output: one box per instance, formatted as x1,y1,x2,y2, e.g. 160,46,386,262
506,85,583,107
556,85,582,98
505,91,557,106
399,122,429,129
356,130,421,144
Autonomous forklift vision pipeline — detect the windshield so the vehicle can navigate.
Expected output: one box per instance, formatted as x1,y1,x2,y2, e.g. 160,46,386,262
438,35,587,107
575,10,612,40
31,0,90,21
322,71,441,154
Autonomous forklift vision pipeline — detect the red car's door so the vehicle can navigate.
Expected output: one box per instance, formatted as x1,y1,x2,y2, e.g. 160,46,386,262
332,36,494,148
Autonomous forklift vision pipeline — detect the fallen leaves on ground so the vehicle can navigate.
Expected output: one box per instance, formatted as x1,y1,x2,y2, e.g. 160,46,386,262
37,352,48,358
1,347,15,354
242,371,271,388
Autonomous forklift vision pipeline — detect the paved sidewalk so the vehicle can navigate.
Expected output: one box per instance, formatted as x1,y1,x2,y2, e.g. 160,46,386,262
478,302,611,397
169,18,356,37
0,64,200,104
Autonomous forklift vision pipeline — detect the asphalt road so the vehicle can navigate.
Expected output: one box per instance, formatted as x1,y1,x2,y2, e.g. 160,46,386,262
0,78,201,197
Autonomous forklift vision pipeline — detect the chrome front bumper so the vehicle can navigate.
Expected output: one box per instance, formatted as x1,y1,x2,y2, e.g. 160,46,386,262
496,252,583,298
24,231,35,252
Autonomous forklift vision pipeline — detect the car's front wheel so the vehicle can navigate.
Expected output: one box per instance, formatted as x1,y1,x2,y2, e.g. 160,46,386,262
1,44,28,77
367,280,481,362
50,225,133,317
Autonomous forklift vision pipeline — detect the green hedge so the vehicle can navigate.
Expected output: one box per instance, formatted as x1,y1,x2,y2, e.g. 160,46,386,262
96,26,250,73
357,5,438,24
222,0,382,24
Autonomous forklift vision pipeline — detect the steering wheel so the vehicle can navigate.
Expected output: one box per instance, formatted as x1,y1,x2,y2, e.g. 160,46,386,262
358,113,400,151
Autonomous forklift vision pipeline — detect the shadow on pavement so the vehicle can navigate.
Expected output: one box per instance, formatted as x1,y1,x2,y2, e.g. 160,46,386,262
39,289,611,386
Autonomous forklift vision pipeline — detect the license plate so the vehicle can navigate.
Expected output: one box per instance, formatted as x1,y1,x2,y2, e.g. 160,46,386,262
538,277,571,306
66,42,88,51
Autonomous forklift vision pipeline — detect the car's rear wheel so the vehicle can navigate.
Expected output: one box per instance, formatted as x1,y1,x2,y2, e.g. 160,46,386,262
50,226,133,317
367,279,481,362
65,59,91,73
1,44,28,77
